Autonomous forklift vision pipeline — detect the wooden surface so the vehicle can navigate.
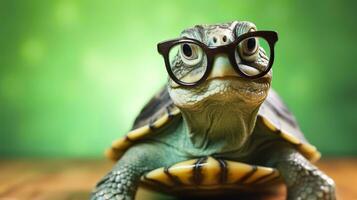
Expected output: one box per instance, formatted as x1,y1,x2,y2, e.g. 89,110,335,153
0,159,356,200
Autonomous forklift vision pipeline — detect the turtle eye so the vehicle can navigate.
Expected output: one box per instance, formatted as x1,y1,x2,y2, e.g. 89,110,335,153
238,37,259,62
179,43,203,66
168,42,208,84
244,38,258,55
234,35,272,77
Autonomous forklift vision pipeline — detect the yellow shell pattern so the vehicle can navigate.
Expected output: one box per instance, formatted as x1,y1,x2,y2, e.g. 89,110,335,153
141,157,281,193
106,106,181,161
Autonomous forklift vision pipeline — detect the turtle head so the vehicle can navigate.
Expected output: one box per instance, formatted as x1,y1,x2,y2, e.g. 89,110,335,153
168,21,272,111
165,21,274,150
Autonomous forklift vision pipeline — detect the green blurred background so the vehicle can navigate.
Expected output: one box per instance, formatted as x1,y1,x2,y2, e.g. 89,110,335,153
0,0,356,158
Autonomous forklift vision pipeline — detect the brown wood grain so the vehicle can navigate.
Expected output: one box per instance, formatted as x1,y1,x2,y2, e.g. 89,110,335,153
0,159,355,200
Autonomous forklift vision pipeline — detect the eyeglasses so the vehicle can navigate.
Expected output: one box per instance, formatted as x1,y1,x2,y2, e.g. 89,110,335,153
157,31,278,87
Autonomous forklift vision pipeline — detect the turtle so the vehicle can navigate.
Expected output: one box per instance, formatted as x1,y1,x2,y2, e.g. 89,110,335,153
91,21,336,200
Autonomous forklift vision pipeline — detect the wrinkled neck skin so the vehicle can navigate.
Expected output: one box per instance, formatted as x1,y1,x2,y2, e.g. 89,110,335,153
179,97,261,154
168,76,271,155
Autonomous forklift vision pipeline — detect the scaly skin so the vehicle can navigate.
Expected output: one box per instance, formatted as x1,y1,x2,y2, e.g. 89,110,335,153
91,143,186,200
254,141,336,200
91,162,142,200
275,150,335,200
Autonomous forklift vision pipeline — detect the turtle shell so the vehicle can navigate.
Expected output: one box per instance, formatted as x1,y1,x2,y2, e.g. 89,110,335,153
106,87,320,162
140,156,282,197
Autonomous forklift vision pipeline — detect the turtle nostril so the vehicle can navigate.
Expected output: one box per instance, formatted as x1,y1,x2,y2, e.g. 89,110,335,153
222,35,227,43
213,37,217,43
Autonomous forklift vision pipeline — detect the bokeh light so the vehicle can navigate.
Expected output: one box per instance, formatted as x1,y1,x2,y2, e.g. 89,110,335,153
0,0,356,158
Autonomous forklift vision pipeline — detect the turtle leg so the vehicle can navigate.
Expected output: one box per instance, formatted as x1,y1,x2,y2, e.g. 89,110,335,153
90,143,180,200
260,146,336,200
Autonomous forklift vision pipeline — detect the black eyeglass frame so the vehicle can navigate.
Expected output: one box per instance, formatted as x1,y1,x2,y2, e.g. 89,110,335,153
157,30,278,87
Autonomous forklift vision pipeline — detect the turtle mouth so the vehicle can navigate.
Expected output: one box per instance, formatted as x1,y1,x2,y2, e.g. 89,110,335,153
200,76,271,101
206,75,271,85
169,75,271,108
